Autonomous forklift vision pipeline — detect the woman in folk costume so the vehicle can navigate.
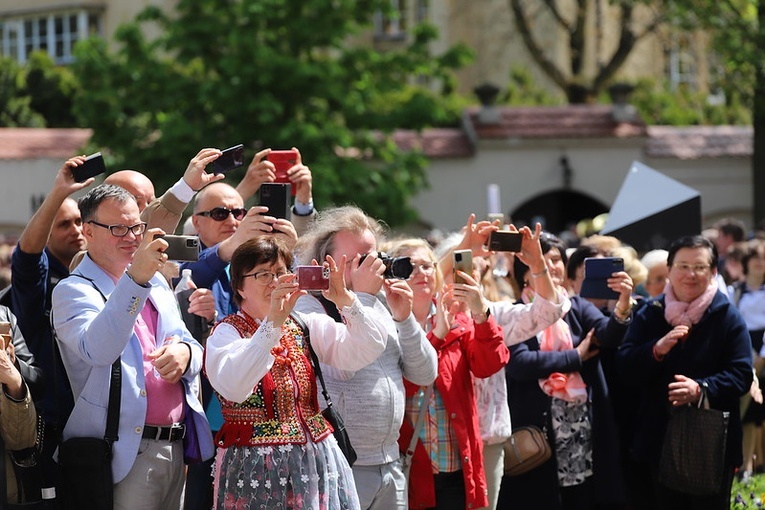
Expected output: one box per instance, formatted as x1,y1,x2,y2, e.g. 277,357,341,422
204,236,389,509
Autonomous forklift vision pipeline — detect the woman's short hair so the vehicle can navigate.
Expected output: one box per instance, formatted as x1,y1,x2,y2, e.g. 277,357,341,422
667,235,718,270
741,239,765,277
230,236,293,307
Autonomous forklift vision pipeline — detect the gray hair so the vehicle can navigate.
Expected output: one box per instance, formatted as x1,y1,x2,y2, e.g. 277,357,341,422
78,184,136,223
295,205,386,265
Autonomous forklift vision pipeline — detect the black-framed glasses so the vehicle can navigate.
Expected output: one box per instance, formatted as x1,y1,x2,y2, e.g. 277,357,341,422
243,270,292,285
89,220,147,237
195,207,247,221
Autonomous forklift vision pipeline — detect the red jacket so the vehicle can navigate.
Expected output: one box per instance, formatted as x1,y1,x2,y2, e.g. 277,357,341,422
399,312,509,509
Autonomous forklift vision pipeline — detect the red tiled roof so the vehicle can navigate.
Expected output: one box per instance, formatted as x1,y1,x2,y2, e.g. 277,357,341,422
465,104,648,139
392,129,474,158
646,125,752,159
0,128,92,160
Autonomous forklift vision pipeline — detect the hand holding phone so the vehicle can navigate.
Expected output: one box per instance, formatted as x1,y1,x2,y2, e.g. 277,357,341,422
211,144,245,174
487,231,522,252
159,235,200,262
296,265,330,291
258,183,291,220
266,150,298,195
580,257,624,300
71,152,106,183
453,250,473,285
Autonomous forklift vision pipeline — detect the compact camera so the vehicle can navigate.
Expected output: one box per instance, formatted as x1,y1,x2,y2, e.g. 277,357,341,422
359,252,413,280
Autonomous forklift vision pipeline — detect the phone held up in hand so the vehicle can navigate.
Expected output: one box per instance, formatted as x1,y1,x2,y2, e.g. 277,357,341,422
579,257,624,300
258,183,291,220
266,150,298,196
159,235,200,262
72,152,107,183
211,144,245,174
453,249,473,285
487,230,522,252
296,265,330,291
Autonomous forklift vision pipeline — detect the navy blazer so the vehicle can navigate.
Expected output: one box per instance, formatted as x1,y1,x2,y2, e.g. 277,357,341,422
616,290,753,468
502,295,629,509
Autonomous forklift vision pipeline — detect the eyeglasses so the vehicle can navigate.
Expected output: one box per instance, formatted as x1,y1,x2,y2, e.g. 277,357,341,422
195,207,247,221
88,220,147,237
243,270,291,285
672,263,711,275
409,262,436,275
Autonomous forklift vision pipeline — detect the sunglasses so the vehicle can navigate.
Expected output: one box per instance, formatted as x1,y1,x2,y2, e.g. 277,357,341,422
195,207,247,221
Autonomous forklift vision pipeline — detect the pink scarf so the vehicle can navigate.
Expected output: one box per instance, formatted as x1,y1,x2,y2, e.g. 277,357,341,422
664,279,718,327
526,289,588,404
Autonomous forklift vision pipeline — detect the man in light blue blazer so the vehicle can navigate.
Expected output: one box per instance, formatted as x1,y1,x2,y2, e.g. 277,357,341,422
51,184,214,509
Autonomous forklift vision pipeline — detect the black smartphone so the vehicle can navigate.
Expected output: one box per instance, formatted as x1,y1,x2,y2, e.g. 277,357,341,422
579,257,624,300
72,152,106,182
259,183,291,220
211,144,244,174
160,235,200,262
453,249,473,285
487,231,522,252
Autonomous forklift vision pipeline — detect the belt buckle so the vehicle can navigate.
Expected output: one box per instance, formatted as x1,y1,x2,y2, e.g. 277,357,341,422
172,424,186,441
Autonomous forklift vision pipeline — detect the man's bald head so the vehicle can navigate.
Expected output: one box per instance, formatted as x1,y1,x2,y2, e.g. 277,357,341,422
192,182,244,247
104,170,156,212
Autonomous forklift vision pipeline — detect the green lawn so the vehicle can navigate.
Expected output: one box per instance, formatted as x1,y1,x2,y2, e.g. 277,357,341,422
733,474,765,508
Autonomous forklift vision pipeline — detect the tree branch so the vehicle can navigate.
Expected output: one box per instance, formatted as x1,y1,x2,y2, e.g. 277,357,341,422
510,0,569,90
542,0,572,31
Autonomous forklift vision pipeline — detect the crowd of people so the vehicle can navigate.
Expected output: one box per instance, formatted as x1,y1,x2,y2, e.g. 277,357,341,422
0,147,758,510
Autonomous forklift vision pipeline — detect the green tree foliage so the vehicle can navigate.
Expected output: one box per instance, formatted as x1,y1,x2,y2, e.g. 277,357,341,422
0,56,45,127
24,51,79,127
626,79,750,125
71,0,472,226
0,51,79,127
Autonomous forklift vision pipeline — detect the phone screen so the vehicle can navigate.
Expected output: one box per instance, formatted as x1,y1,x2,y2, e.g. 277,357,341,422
212,144,245,174
72,152,106,182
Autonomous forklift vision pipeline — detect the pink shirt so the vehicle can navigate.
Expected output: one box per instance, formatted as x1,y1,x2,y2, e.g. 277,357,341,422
135,300,184,426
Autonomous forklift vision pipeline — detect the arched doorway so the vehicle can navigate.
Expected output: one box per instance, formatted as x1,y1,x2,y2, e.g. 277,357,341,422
510,190,608,237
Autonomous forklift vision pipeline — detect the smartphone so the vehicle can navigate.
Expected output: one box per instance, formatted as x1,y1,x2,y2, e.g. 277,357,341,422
488,231,522,252
211,144,245,174
160,235,200,262
296,265,330,291
266,150,298,195
72,152,106,183
453,249,473,285
579,257,624,300
259,183,291,220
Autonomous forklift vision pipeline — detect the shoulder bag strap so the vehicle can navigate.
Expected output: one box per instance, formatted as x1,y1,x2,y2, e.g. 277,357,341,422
63,274,121,445
403,384,433,469
290,313,334,408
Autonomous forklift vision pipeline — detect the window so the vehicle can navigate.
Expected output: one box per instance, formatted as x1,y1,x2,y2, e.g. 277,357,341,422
665,35,697,90
0,10,100,64
373,0,429,41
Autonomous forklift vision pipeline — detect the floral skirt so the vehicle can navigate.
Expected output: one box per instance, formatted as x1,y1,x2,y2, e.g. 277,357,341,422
213,434,360,510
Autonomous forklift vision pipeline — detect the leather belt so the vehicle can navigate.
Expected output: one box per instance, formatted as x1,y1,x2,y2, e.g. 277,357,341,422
142,424,186,441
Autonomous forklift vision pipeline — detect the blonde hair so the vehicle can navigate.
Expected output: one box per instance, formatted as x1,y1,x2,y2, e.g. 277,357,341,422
384,237,444,292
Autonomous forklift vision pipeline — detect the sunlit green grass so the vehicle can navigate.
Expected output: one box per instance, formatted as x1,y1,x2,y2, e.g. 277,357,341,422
732,474,765,508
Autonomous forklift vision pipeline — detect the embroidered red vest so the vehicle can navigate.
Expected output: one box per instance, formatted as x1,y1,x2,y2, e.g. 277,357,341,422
213,314,332,447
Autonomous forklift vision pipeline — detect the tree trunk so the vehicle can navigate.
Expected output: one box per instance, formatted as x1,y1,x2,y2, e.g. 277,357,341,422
753,0,765,227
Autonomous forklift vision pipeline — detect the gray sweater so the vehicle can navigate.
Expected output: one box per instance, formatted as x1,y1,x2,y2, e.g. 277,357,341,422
294,292,438,466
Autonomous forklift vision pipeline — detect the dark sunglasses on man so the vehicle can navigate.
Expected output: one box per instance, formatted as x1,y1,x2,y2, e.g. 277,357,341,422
195,207,247,222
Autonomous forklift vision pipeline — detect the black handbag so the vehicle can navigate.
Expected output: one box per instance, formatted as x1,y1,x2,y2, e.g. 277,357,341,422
659,388,729,495
291,314,358,466
57,357,121,510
